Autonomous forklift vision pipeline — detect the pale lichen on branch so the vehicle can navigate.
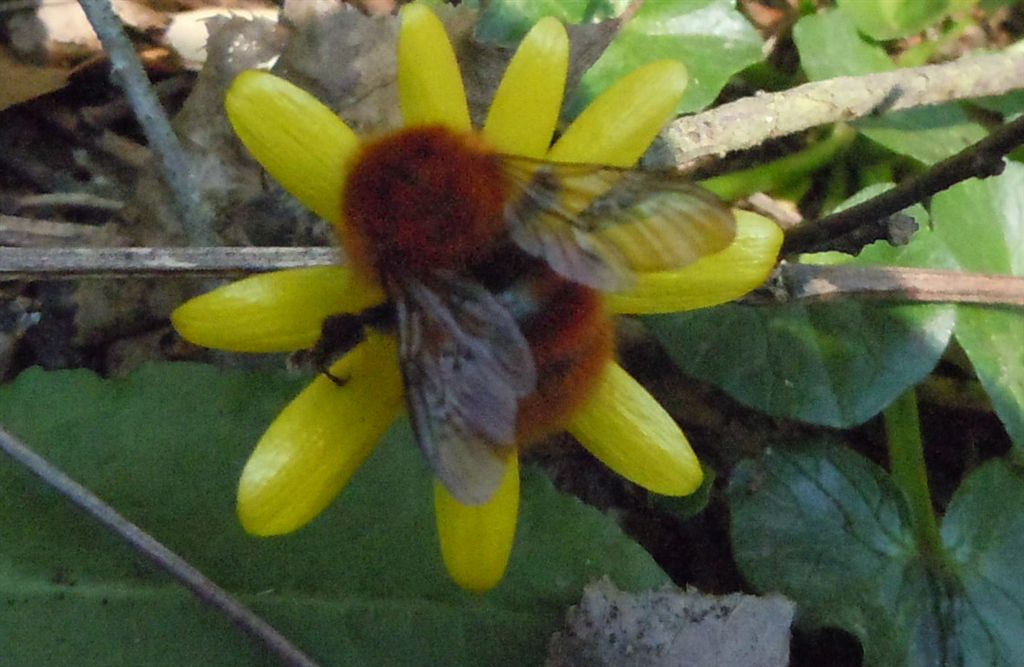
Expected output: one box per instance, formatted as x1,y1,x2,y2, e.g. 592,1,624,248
669,52,1024,164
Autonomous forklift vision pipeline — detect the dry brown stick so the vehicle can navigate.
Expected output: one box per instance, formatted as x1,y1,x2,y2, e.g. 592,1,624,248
782,112,1024,254
0,426,322,667
761,263,1024,307
0,246,339,279
15,193,125,213
1,246,1022,308
669,51,1024,164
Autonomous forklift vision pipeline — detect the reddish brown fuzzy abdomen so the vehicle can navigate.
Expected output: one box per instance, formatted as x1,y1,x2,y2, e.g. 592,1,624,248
513,273,614,445
341,125,510,279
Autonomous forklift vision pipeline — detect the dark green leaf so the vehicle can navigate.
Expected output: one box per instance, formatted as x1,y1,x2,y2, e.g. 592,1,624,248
476,0,622,43
728,441,918,666
971,90,1024,120
853,105,989,166
941,460,1024,666
648,198,957,428
932,163,1024,448
0,364,667,666
730,443,1024,666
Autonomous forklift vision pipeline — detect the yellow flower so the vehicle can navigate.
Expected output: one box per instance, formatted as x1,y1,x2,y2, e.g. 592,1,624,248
172,5,782,593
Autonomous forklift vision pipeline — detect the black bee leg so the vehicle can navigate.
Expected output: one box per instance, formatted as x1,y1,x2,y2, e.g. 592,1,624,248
321,367,349,387
293,306,396,386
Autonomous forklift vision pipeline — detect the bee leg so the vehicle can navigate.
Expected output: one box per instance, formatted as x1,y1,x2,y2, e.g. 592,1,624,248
302,313,372,386
293,306,396,385
320,366,349,387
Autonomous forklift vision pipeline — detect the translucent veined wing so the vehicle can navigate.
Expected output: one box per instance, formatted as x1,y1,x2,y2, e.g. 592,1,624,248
390,271,537,505
502,157,736,292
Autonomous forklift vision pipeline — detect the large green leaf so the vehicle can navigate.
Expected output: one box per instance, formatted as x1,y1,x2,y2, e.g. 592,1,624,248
836,0,951,41
647,198,957,428
794,10,986,165
730,442,1024,666
0,364,667,666
932,163,1024,448
572,0,763,114
478,0,762,115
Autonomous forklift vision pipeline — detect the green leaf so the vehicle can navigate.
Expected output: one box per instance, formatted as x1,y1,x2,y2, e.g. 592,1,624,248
476,0,623,42
0,364,667,666
647,196,957,428
853,105,989,166
475,0,761,115
972,90,1024,120
794,10,895,78
570,0,763,115
730,442,1024,666
932,163,1024,448
836,0,951,41
794,10,986,165
941,460,1024,665
728,441,918,666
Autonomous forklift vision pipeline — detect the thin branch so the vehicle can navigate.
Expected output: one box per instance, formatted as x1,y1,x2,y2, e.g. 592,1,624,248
14,192,125,213
76,0,216,245
752,263,1024,307
0,215,116,247
618,0,645,24
0,247,339,279
0,426,321,667
1,247,1022,308
781,112,1024,254
668,51,1024,164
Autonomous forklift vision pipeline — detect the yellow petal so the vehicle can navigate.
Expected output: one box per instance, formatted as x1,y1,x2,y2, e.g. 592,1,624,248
569,363,702,495
172,267,386,353
606,211,783,315
548,60,687,167
238,334,404,535
483,17,568,158
398,4,470,130
225,71,360,224
435,454,520,593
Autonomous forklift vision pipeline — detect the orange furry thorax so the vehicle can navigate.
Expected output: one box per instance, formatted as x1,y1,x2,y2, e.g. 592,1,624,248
341,125,510,280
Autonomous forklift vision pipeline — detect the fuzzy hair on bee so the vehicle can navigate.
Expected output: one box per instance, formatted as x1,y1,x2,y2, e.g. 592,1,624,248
302,124,735,505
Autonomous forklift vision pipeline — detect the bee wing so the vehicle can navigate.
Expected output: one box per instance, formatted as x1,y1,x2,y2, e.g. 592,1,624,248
502,157,736,292
391,271,536,505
